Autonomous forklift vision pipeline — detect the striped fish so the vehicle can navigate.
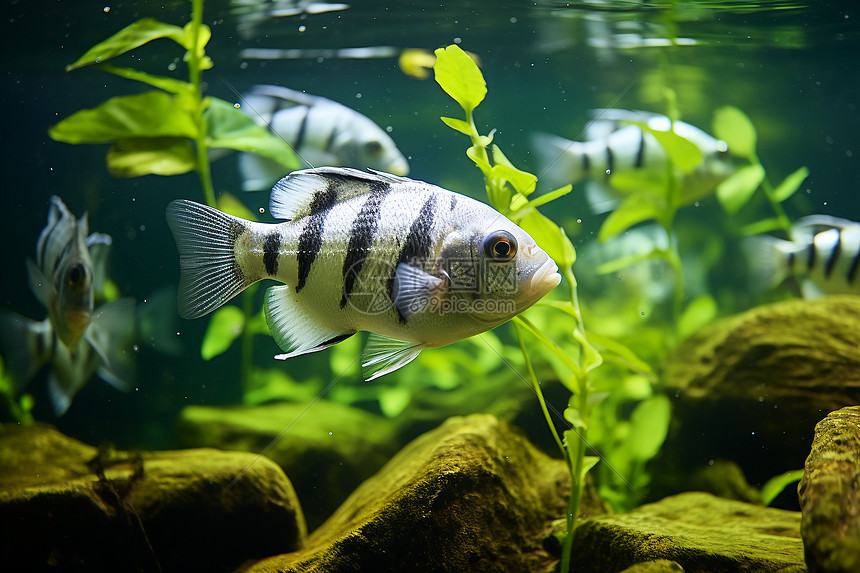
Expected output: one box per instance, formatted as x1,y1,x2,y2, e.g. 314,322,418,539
166,167,561,380
744,215,860,299
238,85,409,191
531,109,734,212
0,196,136,415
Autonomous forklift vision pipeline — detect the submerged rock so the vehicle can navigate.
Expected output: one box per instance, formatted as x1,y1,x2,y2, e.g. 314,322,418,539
798,405,860,573
177,400,399,528
572,491,805,572
238,414,577,573
0,423,305,573
660,296,860,488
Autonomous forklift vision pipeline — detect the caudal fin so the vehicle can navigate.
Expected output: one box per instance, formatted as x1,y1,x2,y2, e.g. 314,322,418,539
165,200,255,319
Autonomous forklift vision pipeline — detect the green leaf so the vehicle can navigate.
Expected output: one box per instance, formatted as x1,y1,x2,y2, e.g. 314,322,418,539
520,210,576,268
772,166,809,202
206,97,299,170
201,305,245,360
598,192,662,241
609,168,669,195
643,125,703,174
378,386,412,418
585,332,654,376
182,22,212,54
491,145,538,196
677,294,718,340
466,144,492,172
760,469,804,506
433,44,486,113
716,164,765,214
99,64,192,95
49,91,197,144
440,116,473,136
217,192,257,221
66,18,187,71
581,456,600,481
740,217,784,236
626,395,671,461
106,137,196,177
515,185,572,213
572,329,603,373
713,106,757,160
595,250,664,275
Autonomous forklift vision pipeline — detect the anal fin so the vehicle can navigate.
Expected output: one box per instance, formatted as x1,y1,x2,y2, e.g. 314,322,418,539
361,333,423,381
266,285,356,359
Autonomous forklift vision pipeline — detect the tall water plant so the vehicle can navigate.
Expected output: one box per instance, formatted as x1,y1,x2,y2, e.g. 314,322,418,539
47,0,297,390
433,45,603,573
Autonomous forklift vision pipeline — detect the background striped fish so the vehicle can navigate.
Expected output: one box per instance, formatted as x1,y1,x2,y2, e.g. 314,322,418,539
0,196,136,415
166,167,560,380
531,109,735,213
238,85,409,191
744,215,860,299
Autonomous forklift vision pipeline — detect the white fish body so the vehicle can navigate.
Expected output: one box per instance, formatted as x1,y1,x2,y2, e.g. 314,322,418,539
744,215,860,299
531,109,734,212
239,85,409,191
0,196,135,415
166,167,561,380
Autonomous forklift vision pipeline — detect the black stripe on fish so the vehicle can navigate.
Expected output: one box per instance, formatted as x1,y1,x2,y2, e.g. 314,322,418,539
325,124,339,152
390,193,437,323
825,230,842,278
787,251,795,273
449,194,457,212
634,129,646,168
263,231,281,276
295,186,338,292
606,145,615,175
848,248,860,285
806,239,817,272
340,182,389,308
294,107,310,152
581,152,590,174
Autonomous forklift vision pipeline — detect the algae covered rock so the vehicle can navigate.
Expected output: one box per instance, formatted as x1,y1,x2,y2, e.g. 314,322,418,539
177,400,399,528
0,423,305,572
660,296,860,485
238,413,573,573
572,491,805,572
798,405,860,573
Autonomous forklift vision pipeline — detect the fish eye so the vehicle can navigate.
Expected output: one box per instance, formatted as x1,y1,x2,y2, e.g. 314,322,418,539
483,230,518,263
364,141,383,156
67,263,91,290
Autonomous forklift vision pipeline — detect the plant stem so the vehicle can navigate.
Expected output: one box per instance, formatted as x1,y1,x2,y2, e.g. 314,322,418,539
187,0,216,207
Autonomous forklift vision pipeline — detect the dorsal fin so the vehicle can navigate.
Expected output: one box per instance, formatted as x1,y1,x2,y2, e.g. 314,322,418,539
269,167,410,221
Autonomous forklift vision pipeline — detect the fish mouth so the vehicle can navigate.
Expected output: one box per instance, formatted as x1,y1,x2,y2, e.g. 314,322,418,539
529,258,561,295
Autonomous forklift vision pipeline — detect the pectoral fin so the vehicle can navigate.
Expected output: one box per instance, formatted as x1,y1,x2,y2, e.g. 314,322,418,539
392,263,445,322
361,333,423,381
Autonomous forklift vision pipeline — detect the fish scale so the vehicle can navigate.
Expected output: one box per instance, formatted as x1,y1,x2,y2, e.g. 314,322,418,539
166,167,561,380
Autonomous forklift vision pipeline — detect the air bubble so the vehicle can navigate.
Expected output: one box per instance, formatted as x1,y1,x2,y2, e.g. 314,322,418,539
259,207,265,214
103,6,111,13
298,25,307,32
234,103,240,109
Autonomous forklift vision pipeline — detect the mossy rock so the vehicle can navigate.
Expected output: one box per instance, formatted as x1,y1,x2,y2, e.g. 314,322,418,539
238,414,589,573
572,492,805,572
799,405,860,573
177,400,399,529
0,423,305,572
659,296,860,487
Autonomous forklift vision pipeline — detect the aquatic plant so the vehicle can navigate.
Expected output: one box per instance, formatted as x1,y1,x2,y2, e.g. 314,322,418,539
48,0,297,207
433,44,604,573
711,106,809,237
47,0,297,390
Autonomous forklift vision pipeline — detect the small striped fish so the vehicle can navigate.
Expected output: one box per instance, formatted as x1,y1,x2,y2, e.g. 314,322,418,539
0,196,135,415
239,85,409,191
532,109,734,212
745,215,860,299
166,167,561,380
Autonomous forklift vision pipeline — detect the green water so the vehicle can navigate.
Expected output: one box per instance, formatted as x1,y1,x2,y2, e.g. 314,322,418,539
1,0,857,475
